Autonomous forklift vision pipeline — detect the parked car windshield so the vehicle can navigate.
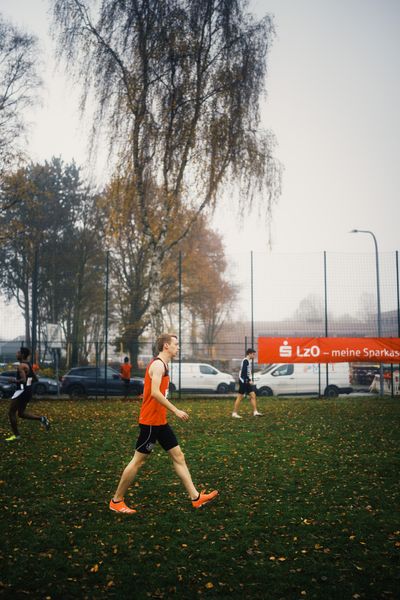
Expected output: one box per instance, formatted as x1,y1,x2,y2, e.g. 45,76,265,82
258,364,274,375
69,367,121,379
69,368,92,377
272,364,294,377
200,365,218,375
105,368,120,379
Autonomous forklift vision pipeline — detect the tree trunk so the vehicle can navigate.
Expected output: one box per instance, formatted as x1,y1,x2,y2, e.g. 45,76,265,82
146,247,166,337
128,336,140,371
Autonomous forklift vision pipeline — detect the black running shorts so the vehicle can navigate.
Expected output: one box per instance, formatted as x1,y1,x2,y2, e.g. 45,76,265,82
16,388,32,413
135,423,179,454
238,381,256,395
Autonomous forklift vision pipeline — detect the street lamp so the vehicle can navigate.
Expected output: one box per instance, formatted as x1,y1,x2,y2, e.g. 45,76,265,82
350,229,384,396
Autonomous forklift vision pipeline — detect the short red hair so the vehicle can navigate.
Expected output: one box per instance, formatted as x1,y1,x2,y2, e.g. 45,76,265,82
156,333,177,352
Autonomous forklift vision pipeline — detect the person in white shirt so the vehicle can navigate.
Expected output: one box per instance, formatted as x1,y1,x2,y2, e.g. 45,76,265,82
232,348,262,418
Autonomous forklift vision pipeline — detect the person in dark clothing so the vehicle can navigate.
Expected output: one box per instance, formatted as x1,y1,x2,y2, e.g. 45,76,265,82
232,348,262,418
5,347,50,442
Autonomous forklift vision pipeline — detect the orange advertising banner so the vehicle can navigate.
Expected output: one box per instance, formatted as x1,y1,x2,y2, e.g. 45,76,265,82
258,337,400,364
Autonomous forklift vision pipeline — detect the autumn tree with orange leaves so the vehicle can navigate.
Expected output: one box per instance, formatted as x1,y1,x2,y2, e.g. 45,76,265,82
176,218,238,358
100,174,236,367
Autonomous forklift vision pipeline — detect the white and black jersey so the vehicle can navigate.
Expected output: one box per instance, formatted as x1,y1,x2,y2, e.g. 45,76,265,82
16,361,36,389
239,358,252,384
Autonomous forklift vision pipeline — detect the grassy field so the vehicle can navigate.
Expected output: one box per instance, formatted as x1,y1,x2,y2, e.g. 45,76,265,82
1,396,399,599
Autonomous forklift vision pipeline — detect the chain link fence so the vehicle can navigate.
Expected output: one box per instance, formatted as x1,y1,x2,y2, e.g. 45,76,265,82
1,251,399,394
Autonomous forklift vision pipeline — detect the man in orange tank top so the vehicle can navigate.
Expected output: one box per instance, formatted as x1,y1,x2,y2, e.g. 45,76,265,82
119,356,132,400
110,333,218,514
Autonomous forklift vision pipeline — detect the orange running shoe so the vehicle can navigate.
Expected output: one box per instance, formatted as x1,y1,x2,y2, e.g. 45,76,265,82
109,499,137,514
192,490,218,509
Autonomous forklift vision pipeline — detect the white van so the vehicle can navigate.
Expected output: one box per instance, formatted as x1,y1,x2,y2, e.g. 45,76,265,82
253,363,353,397
169,363,235,393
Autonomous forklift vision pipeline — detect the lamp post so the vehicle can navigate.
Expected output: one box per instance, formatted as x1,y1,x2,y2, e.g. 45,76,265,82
350,229,384,396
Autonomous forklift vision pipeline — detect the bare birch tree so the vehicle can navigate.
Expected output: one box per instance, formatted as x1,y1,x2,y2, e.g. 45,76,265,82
53,0,281,333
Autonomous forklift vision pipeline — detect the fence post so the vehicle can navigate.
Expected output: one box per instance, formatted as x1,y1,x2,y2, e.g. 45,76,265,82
178,251,182,401
323,251,329,397
251,251,254,349
31,244,39,358
104,250,110,400
397,251,400,395
397,251,400,338
95,341,99,401
250,251,255,379
54,348,60,398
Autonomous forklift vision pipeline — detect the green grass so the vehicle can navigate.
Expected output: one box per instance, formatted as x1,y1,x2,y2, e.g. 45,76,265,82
1,396,399,599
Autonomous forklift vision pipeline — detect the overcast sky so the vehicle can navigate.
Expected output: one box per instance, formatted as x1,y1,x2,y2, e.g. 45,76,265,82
226,0,400,255
1,0,399,337
2,0,399,253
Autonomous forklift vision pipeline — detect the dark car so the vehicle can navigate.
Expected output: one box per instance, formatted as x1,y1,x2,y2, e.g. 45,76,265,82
0,376,16,399
0,371,59,396
60,366,144,398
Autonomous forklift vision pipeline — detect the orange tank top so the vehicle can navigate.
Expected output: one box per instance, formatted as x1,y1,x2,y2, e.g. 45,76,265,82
139,358,169,426
120,363,131,379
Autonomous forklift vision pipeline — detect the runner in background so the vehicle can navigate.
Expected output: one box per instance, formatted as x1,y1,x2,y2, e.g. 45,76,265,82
120,356,132,400
232,348,263,418
5,347,50,442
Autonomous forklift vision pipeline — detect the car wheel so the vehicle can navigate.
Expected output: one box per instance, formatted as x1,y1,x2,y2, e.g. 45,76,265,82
324,385,339,398
0,389,5,399
34,383,47,395
258,386,273,397
217,383,229,394
68,384,86,398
